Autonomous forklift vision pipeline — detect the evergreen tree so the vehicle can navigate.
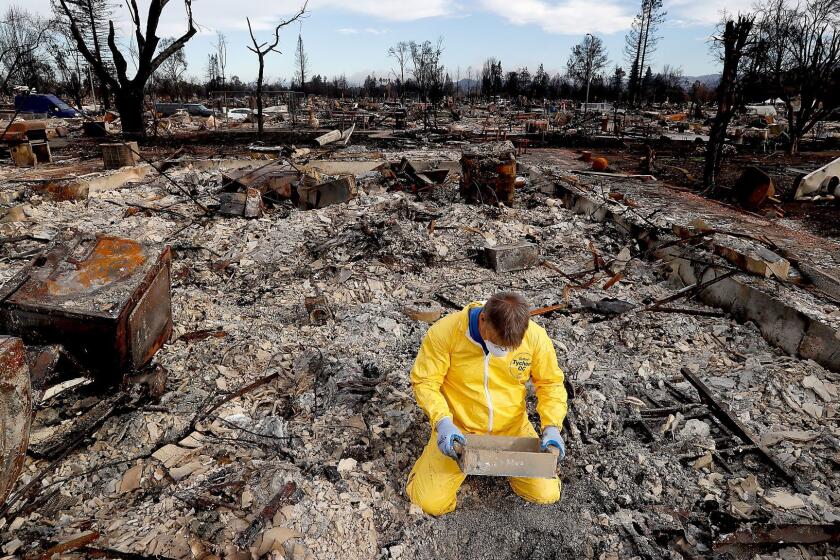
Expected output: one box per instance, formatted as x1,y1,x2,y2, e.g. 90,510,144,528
532,64,549,99
641,66,654,103
624,0,666,106
611,66,626,99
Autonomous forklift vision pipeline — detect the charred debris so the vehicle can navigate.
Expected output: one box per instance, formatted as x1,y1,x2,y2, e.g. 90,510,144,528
0,94,839,560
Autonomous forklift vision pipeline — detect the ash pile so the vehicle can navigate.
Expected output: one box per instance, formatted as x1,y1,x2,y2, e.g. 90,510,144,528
0,137,837,560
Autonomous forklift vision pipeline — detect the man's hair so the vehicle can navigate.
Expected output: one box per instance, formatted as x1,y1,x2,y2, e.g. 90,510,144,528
484,292,530,348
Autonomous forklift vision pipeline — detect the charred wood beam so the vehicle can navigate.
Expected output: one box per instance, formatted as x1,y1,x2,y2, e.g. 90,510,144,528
82,547,179,560
679,367,804,491
714,524,840,555
29,393,126,460
234,481,298,548
646,270,737,311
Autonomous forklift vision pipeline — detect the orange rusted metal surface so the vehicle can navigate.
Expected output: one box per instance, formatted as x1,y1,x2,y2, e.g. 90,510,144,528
0,231,172,381
43,237,147,297
2,120,47,143
0,336,31,506
592,157,609,172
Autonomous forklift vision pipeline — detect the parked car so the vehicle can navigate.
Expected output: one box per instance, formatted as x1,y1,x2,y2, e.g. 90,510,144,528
14,94,81,118
226,108,253,121
262,105,288,115
155,102,214,117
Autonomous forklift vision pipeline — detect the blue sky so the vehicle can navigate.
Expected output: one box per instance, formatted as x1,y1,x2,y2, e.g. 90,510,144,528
30,0,756,84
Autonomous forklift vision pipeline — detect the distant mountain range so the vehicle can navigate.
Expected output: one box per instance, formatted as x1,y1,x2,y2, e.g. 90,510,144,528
681,74,721,88
456,78,479,91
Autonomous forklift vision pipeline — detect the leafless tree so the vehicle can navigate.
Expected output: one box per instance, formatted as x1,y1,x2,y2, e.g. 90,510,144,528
704,15,755,193
749,0,840,154
207,53,220,86
566,34,609,104
56,0,197,135
0,6,49,93
154,37,187,98
409,39,443,101
387,41,410,99
246,3,307,135
51,0,116,108
215,31,227,88
46,26,88,109
294,31,308,92
407,38,444,128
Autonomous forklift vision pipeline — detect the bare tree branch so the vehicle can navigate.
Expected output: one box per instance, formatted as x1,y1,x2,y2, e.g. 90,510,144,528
245,2,308,135
56,0,119,88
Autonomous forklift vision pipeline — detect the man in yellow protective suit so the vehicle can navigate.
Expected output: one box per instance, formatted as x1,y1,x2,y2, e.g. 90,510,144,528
406,292,568,516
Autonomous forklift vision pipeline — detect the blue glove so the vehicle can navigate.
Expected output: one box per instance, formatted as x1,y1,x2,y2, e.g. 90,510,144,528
541,426,566,460
436,417,465,459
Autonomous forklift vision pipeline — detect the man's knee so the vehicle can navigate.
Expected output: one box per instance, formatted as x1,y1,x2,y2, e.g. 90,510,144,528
512,478,561,505
406,440,465,516
411,493,457,516
407,477,457,516
526,482,561,504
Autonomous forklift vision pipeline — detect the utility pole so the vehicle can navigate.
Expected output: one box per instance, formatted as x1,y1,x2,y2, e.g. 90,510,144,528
88,65,97,112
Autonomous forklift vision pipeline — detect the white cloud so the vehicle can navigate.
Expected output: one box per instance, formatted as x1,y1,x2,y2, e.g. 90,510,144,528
321,0,451,21
337,27,389,35
189,0,452,32
480,0,634,35
665,0,755,26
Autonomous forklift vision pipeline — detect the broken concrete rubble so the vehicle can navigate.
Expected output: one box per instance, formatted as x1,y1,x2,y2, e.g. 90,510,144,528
553,169,840,372
0,107,839,560
219,188,264,218
484,242,540,273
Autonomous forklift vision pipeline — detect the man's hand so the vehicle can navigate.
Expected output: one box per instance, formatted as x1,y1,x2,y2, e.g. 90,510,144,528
436,417,465,460
541,426,566,460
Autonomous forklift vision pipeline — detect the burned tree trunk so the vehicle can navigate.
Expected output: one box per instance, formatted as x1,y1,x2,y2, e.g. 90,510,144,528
703,17,753,195
56,0,196,136
246,4,307,137
255,49,265,134
114,87,144,136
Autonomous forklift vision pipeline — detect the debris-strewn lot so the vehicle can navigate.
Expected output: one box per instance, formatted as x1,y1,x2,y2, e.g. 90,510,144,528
0,136,839,560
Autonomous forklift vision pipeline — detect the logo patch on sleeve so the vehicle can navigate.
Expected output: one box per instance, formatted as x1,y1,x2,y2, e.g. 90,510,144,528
509,353,532,381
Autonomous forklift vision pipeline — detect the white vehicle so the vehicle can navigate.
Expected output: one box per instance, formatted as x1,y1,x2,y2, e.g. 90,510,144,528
226,107,253,121
579,102,613,113
746,105,777,117
262,105,288,115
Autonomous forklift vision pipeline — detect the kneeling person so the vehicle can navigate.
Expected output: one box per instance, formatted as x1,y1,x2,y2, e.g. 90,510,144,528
406,292,568,516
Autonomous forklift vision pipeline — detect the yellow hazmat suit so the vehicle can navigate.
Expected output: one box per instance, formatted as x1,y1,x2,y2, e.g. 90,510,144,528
406,302,568,515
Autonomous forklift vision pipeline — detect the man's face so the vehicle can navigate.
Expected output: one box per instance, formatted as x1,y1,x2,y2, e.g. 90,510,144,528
478,312,513,352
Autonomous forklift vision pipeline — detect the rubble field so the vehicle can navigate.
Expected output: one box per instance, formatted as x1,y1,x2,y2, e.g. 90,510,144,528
0,129,839,560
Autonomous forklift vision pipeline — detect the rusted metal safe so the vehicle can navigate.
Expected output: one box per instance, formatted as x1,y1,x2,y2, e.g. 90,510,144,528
0,231,172,381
